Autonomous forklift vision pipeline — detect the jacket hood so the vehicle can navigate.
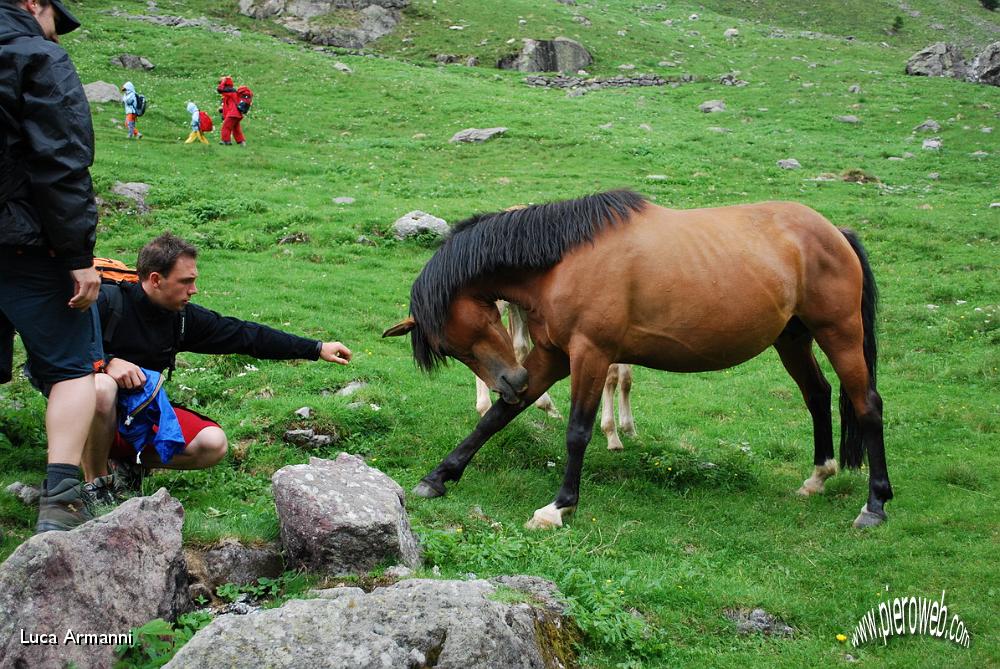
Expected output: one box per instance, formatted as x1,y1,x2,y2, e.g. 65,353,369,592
186,102,198,114
122,81,135,93
0,4,44,43
220,76,234,87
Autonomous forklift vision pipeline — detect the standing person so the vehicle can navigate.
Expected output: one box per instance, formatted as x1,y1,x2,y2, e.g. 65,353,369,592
184,101,208,144
0,0,103,532
121,81,141,139
217,75,244,146
80,233,352,500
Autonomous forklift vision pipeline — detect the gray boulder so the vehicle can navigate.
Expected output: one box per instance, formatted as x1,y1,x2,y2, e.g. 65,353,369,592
777,158,802,169
393,210,449,239
905,43,967,79
914,119,941,132
83,81,121,104
111,181,152,213
111,53,156,70
969,41,1000,86
166,577,575,668
699,99,726,113
450,126,507,143
498,37,593,73
272,454,421,574
239,0,408,48
186,538,284,595
0,490,189,669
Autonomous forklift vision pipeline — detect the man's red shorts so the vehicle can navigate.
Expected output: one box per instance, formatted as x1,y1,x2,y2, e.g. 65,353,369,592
110,405,219,461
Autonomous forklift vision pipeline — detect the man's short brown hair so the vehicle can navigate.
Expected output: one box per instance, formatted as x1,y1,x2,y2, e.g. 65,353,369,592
136,232,198,280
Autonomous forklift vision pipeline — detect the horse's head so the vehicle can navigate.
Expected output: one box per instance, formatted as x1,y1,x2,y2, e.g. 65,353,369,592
383,295,528,404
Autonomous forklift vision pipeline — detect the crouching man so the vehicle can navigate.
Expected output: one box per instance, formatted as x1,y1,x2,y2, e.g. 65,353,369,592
82,232,352,503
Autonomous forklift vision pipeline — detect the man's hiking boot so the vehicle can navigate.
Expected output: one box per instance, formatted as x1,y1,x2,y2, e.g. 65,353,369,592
108,458,146,498
36,478,93,533
81,475,120,514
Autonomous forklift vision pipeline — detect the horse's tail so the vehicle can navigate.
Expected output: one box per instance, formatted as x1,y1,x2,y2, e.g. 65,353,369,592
838,228,878,469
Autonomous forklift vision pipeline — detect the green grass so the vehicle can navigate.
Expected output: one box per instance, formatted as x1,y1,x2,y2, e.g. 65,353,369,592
1,0,998,666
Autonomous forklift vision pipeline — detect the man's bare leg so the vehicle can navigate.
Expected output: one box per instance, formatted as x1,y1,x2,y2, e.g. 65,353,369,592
46,374,95,467
141,427,228,470
81,373,118,481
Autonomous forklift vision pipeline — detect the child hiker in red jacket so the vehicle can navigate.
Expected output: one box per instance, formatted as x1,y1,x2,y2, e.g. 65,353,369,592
217,76,245,146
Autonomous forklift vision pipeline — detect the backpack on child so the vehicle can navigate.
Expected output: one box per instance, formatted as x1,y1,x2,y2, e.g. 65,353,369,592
198,110,214,132
134,93,147,117
235,86,253,115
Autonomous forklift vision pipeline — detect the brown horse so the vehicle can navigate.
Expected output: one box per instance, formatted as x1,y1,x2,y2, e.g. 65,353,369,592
384,190,891,529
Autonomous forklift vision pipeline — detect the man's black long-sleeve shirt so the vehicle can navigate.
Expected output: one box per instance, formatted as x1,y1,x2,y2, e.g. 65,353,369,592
98,282,321,372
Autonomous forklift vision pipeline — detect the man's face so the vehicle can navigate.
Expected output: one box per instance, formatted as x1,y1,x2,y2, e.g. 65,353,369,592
147,255,199,312
22,1,59,42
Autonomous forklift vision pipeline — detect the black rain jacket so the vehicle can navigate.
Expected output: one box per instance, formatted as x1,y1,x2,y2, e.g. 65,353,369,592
0,5,97,269
98,282,322,373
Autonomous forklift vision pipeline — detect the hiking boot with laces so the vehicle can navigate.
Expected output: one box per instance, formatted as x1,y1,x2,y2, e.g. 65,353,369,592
108,458,146,498
36,478,93,533
81,475,120,513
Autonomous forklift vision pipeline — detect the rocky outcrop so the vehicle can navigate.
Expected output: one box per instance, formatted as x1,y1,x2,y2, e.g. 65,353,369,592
498,37,593,73
83,81,121,104
0,490,189,669
272,454,422,573
969,41,1000,86
110,53,156,70
905,43,967,79
166,577,577,668
239,0,408,48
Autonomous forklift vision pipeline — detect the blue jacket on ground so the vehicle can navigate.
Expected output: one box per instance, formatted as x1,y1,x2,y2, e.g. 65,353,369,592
116,367,185,464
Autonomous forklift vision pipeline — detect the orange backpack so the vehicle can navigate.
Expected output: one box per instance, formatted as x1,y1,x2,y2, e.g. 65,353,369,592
93,257,139,284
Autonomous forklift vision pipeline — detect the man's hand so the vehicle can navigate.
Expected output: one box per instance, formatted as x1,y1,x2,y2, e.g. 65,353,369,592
319,342,352,365
68,266,101,310
105,358,147,390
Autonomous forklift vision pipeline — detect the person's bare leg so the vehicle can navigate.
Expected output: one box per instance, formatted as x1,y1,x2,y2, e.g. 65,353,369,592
45,374,95,467
81,374,118,481
145,427,228,470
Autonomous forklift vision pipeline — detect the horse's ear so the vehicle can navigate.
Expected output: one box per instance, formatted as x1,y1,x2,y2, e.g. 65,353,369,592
382,317,416,338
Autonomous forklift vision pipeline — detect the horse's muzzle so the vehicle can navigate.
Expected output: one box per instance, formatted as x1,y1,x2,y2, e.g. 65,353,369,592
496,368,529,404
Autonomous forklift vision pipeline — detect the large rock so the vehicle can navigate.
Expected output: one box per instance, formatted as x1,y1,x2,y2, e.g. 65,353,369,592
166,577,576,668
272,454,421,573
905,43,967,79
393,210,449,239
111,181,152,213
239,0,408,48
969,41,1000,86
0,490,189,669
185,539,284,596
110,53,156,70
450,127,508,143
83,80,121,104
498,37,593,73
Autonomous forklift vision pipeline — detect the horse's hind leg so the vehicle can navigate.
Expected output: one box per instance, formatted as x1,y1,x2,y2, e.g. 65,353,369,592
813,323,892,528
601,364,624,451
773,326,836,496
617,364,637,437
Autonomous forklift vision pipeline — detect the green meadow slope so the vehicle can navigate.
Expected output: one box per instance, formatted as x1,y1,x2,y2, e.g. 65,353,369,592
1,0,998,666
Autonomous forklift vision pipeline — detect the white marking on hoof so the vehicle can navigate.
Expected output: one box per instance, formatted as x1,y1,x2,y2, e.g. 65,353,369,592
853,504,886,529
796,458,839,496
524,502,574,530
535,393,562,419
606,436,624,452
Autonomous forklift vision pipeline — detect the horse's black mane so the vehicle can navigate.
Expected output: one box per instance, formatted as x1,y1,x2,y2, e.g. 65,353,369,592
409,189,648,370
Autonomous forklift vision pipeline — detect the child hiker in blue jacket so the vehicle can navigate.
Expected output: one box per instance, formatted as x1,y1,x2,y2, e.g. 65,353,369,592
184,102,209,144
121,82,141,139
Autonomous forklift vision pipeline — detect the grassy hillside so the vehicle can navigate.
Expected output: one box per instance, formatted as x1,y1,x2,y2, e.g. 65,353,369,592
1,0,998,666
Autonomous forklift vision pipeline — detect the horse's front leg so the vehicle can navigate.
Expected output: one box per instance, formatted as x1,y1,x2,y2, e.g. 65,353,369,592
414,346,570,499
526,352,608,529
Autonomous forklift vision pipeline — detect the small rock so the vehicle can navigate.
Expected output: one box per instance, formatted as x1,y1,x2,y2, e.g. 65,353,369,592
393,211,449,239
689,13,699,20
450,127,507,143
6,482,40,506
848,84,861,93
707,126,731,133
971,150,989,158
385,565,414,579
355,235,376,246
278,232,309,245
333,197,355,205
646,174,668,180
836,115,860,124
914,119,941,132
638,123,652,131
699,99,726,113
927,172,940,179
335,381,368,397
284,429,315,446
990,202,1000,208
333,62,352,74
618,63,636,70
294,407,312,419
777,158,802,169
922,138,942,150
724,28,739,39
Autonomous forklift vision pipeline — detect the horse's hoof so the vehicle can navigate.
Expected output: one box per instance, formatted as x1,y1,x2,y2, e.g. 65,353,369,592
412,480,445,499
622,426,638,438
796,478,824,496
606,439,624,452
524,502,573,530
543,407,563,420
852,504,887,529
